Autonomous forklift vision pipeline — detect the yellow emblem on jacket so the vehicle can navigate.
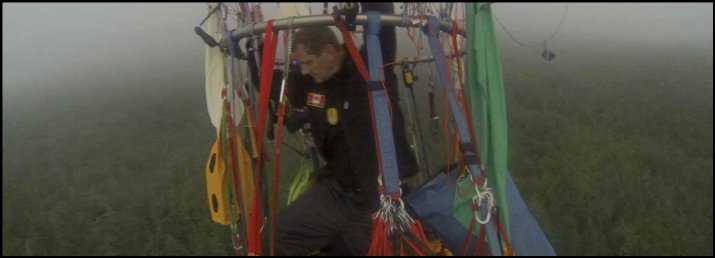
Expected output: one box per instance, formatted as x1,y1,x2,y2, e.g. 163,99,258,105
327,107,339,125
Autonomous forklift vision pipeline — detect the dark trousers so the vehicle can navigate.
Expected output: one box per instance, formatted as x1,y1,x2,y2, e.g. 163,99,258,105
275,178,373,256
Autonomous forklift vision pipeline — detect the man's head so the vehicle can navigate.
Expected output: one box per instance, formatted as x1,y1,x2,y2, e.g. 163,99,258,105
292,26,344,83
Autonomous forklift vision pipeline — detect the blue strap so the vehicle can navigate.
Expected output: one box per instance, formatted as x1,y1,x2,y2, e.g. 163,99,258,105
425,15,503,256
365,11,401,196
423,16,483,185
224,23,237,89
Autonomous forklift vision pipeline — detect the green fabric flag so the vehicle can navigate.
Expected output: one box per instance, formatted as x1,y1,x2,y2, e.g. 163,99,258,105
464,2,510,238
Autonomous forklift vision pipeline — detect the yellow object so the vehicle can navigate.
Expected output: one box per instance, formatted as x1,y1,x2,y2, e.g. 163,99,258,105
404,70,414,85
234,132,255,217
206,138,230,225
327,107,339,125
205,133,255,225
428,239,453,256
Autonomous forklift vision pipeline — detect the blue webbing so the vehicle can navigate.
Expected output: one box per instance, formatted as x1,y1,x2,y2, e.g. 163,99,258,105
425,15,503,256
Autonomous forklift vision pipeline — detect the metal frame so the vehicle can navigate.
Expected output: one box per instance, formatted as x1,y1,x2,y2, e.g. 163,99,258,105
230,14,465,43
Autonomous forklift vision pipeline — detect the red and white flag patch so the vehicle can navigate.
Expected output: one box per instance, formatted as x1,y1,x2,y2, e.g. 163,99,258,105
307,92,326,108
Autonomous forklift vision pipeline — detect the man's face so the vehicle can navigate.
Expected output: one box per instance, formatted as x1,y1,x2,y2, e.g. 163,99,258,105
293,43,337,83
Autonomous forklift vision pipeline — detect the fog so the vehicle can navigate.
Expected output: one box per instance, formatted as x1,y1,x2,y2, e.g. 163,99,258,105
2,3,712,93
2,3,712,256
494,3,712,44
3,3,206,92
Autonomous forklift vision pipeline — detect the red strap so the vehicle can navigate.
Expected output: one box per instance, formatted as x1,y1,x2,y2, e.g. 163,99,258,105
475,223,486,255
270,31,292,255
368,216,387,255
248,19,279,256
269,101,286,256
335,20,369,81
224,101,248,255
496,212,515,255
256,20,279,157
461,216,476,255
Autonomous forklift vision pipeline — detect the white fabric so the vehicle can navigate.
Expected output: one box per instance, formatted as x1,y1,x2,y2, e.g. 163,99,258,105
205,3,225,130
206,3,311,131
205,3,245,130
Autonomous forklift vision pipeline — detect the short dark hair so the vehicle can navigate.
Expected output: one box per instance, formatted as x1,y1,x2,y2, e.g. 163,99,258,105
293,26,340,55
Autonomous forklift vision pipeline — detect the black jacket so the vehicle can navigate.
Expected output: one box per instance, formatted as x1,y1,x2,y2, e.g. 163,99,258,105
284,48,418,208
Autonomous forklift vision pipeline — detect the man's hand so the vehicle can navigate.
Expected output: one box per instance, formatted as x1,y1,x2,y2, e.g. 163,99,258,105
285,106,310,133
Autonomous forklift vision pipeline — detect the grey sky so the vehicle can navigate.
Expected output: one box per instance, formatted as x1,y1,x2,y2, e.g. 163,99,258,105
493,3,713,45
2,3,712,91
3,3,206,90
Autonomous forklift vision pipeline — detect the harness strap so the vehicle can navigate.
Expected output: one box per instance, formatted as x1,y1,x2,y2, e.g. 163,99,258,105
336,11,402,196
425,15,503,256
335,19,369,80
364,11,402,196
222,14,250,256
248,19,279,256
270,18,294,255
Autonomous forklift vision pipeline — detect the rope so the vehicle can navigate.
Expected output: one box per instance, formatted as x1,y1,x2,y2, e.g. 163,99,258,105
248,19,279,256
545,4,569,42
220,7,251,254
269,16,294,256
492,4,570,48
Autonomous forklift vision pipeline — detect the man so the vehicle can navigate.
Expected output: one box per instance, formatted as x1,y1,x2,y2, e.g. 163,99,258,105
275,4,418,256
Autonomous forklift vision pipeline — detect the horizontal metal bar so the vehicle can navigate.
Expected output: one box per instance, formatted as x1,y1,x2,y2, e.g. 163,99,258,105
271,50,466,67
388,50,467,66
230,14,465,43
